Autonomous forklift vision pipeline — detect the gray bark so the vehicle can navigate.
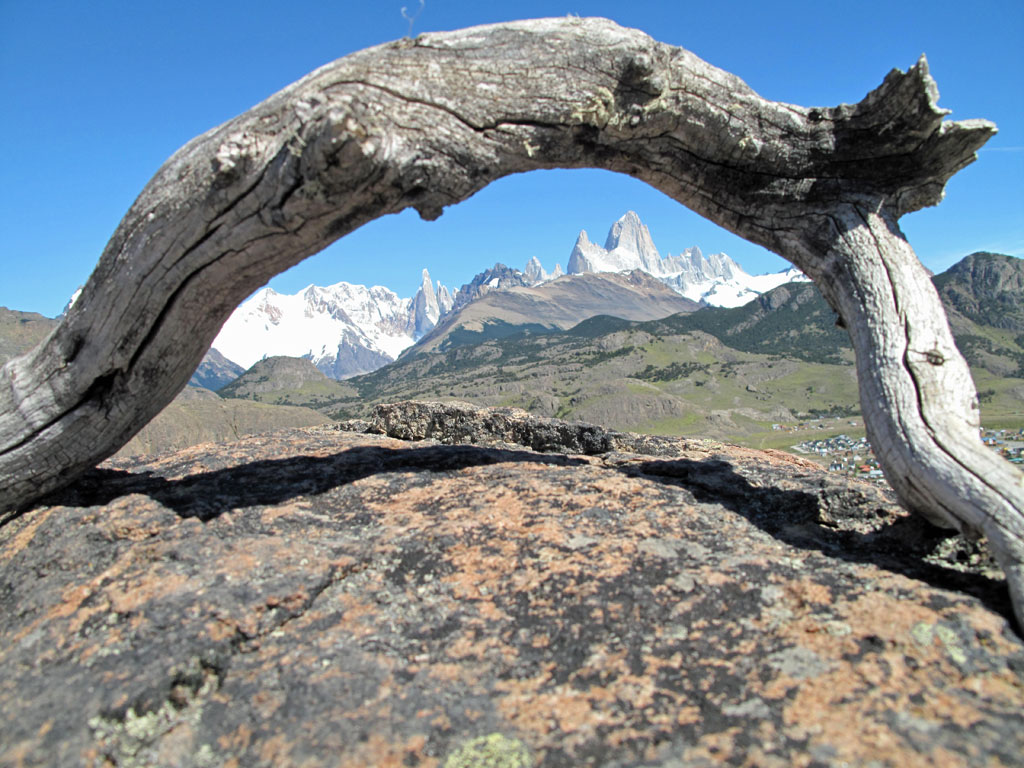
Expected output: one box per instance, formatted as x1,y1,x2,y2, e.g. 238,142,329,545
1,18,1021,622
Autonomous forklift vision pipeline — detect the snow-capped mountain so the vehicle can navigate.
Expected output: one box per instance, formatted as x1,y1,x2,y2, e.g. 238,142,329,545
212,270,454,379
567,211,807,307
524,256,564,285
410,268,456,336
209,211,805,382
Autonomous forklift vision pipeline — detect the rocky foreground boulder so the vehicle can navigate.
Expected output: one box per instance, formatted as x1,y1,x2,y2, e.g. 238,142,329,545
1,402,1021,767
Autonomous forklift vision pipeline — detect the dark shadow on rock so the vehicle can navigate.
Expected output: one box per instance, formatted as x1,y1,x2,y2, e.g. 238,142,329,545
39,442,1014,626
626,457,1015,625
44,444,587,521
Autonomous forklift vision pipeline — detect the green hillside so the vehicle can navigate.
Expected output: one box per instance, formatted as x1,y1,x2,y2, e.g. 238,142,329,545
310,255,1024,443
648,282,853,365
219,356,358,414
323,320,867,446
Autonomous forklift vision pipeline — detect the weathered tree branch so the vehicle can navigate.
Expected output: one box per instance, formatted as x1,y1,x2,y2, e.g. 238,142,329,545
2,18,1021,622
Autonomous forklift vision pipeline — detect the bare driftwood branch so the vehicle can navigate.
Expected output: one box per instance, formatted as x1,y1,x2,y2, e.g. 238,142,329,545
1,18,1021,621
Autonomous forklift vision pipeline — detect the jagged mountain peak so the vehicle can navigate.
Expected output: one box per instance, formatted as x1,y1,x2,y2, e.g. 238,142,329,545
604,210,643,245
524,256,545,284
603,210,660,270
524,256,563,286
449,263,534,314
566,211,807,307
411,268,441,336
568,213,660,275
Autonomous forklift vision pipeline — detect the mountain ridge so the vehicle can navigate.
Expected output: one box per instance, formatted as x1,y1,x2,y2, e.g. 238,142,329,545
211,271,456,379
409,269,700,355
209,211,813,379
933,252,1024,331
258,253,1024,444
567,210,808,307
3,253,1019,459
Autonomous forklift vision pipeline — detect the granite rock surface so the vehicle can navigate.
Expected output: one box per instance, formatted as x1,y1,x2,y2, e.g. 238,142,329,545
1,402,1021,767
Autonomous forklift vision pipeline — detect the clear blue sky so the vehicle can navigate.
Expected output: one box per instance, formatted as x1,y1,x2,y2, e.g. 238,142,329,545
2,0,1021,316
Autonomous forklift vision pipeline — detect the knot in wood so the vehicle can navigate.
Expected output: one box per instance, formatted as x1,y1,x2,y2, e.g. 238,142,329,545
621,52,663,97
623,52,654,80
925,349,945,366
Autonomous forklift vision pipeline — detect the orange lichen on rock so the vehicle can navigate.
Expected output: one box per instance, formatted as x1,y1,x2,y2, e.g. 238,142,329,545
0,417,1021,766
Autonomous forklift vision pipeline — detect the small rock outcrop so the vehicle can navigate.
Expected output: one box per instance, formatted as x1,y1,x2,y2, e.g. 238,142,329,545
932,252,1024,331
1,402,1020,766
448,263,536,315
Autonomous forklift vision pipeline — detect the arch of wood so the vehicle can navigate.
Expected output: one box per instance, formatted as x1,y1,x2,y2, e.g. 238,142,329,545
2,18,1022,623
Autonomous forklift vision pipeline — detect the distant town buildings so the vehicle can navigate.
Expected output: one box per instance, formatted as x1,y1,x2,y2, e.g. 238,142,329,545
793,433,885,484
980,428,1024,466
794,428,1023,487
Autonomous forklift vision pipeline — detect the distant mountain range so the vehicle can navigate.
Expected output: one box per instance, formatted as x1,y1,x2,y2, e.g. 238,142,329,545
4,232,1019,458
209,211,808,379
211,269,456,379
411,269,700,354
568,210,807,306
219,252,1022,446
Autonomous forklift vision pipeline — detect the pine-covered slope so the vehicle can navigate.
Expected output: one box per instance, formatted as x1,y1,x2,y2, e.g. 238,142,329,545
648,282,853,365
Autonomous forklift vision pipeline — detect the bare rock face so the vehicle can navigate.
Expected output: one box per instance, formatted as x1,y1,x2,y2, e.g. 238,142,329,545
1,403,1021,767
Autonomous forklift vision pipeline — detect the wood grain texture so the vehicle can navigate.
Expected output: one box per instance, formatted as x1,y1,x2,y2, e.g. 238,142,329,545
1,18,1020,621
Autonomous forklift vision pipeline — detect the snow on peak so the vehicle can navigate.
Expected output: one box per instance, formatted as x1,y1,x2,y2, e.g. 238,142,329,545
59,286,84,316
411,268,444,335
209,211,809,381
212,269,454,379
524,256,544,284
566,211,807,307
603,210,661,272
524,256,563,286
568,220,645,274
